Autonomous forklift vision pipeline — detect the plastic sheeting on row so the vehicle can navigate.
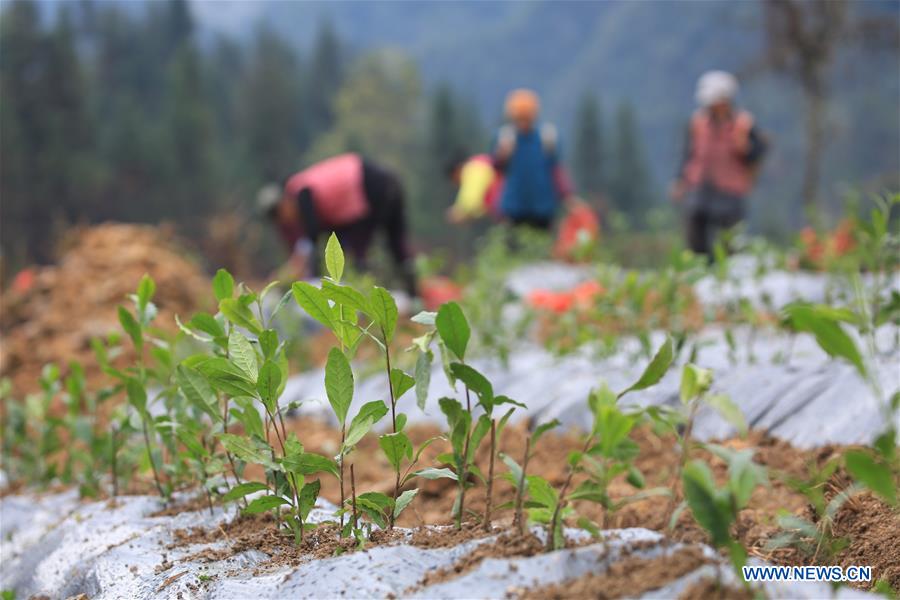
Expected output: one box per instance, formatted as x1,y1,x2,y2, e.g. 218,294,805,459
280,325,899,449
0,492,873,599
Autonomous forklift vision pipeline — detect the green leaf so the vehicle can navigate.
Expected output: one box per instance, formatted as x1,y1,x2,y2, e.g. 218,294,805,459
213,269,235,301
320,280,370,316
298,479,321,520
467,415,492,463
117,306,142,351
369,286,399,342
682,460,733,548
396,412,408,432
532,419,561,445
435,302,469,361
705,394,747,436
390,368,415,401
783,303,866,376
137,274,156,311
257,360,282,412
219,298,263,335
189,313,227,342
618,336,675,399
223,482,268,502
411,311,437,325
845,450,897,505
394,488,418,518
324,233,345,283
195,357,258,398
325,348,354,425
125,378,148,416
348,400,388,432
258,329,279,359
175,365,221,422
228,330,258,382
680,364,713,403
282,452,339,478
219,433,276,468
525,475,558,509
413,467,458,481
449,363,493,406
414,350,433,410
243,495,290,515
379,432,412,472
292,282,335,330
499,453,523,487
231,397,265,440
577,516,602,538
626,465,646,489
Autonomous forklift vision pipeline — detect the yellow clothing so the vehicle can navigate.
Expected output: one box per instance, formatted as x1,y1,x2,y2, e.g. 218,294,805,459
451,159,496,220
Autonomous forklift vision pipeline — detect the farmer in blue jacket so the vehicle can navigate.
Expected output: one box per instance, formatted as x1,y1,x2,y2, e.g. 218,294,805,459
492,88,574,230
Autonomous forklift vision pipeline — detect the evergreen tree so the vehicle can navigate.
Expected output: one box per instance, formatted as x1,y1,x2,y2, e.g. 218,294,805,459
237,26,306,183
306,21,343,141
572,91,605,199
609,101,655,228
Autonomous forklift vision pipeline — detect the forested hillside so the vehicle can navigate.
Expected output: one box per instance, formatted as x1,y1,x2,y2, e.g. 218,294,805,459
3,0,897,274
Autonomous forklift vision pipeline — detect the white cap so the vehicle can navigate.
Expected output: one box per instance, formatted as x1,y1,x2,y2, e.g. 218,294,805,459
695,70,738,107
256,184,283,215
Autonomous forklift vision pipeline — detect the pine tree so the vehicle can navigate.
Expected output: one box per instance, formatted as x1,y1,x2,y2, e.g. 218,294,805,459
238,26,305,183
609,101,655,228
306,21,343,142
572,91,605,199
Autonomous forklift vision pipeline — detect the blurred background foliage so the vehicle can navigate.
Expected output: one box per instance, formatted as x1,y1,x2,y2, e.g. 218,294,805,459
1,0,897,276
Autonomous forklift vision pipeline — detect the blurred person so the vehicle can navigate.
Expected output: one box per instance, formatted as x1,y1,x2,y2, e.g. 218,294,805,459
444,152,504,224
670,70,767,258
492,89,576,230
258,153,417,296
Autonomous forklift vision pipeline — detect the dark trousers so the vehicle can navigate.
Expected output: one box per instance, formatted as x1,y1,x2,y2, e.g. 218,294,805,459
331,161,416,295
685,184,745,258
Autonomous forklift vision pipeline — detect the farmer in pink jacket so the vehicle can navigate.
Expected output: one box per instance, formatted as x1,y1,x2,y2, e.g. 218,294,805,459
258,154,416,295
670,71,767,258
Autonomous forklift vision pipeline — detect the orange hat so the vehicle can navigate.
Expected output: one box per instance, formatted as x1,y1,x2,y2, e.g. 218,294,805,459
505,88,540,121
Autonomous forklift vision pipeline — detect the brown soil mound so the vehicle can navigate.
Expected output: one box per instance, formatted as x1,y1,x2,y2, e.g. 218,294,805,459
0,223,209,394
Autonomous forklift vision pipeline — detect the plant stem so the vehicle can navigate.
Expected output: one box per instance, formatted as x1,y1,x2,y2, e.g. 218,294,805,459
664,399,700,530
514,435,531,536
483,419,496,532
339,427,346,530
266,407,304,543
383,332,401,530
547,435,592,551
141,420,165,499
455,385,475,531
350,463,358,529
110,425,119,498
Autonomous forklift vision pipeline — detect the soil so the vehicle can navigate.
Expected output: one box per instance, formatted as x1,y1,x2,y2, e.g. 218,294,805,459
415,531,544,589
170,513,408,571
519,545,712,600
269,416,897,592
678,577,755,600
0,223,210,395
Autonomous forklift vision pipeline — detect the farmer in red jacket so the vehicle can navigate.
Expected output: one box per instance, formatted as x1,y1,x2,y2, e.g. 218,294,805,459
670,71,767,258
258,153,416,295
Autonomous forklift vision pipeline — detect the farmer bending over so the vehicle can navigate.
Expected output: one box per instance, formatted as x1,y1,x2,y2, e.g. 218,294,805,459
258,153,417,296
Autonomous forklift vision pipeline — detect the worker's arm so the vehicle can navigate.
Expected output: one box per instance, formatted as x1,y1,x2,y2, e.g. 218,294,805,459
670,122,693,203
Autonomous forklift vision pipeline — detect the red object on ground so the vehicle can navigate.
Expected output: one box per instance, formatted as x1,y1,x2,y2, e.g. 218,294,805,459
554,203,600,261
527,280,604,314
11,268,35,294
420,276,463,311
